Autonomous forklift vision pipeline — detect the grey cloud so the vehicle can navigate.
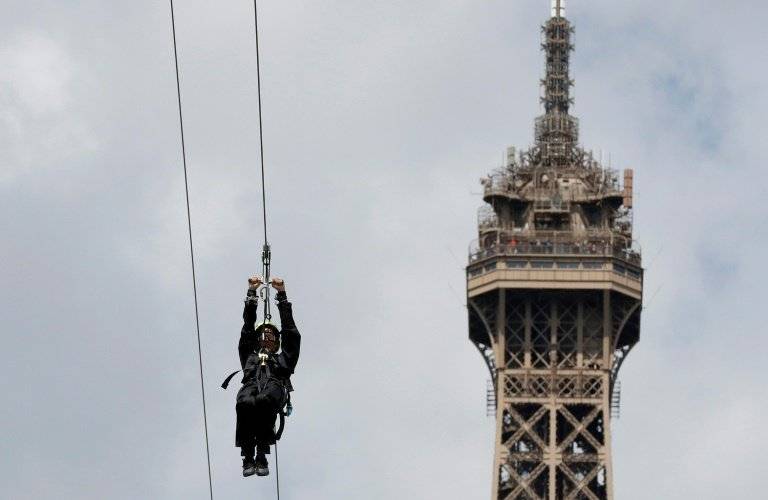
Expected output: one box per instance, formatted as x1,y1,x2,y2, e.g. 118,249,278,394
1,1,766,499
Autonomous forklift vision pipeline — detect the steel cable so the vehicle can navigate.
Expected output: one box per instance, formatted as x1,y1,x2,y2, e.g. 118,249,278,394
252,2,280,498
169,1,214,498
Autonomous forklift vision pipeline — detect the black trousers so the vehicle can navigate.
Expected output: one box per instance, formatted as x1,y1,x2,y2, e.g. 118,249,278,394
236,377,285,457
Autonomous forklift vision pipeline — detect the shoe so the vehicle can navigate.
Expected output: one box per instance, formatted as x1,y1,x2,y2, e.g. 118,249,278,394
243,457,257,477
255,453,269,477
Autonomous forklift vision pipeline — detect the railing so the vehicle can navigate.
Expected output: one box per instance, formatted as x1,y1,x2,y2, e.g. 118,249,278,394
480,173,516,198
481,161,626,195
469,240,642,266
477,206,499,230
482,179,624,202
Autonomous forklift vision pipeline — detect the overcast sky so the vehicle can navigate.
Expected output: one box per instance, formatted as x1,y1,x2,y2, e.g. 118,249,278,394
1,1,766,499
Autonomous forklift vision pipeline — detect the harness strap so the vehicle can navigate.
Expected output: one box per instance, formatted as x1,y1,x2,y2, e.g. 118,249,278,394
275,412,286,440
221,370,241,390
275,393,291,440
255,360,272,392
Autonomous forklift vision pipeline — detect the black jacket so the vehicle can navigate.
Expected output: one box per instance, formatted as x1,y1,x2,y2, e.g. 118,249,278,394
238,290,301,384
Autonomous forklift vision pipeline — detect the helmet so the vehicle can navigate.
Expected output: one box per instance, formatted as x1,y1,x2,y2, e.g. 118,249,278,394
255,321,280,354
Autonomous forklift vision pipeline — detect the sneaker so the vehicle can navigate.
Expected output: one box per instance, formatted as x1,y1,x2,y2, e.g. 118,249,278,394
255,454,269,477
243,457,257,477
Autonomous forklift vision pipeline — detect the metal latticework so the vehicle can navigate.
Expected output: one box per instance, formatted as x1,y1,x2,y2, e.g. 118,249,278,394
469,291,640,499
467,3,642,499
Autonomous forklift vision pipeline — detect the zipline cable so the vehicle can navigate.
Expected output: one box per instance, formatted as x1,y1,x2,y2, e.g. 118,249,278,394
169,2,215,499
254,0,268,248
253,0,272,325
275,441,280,500
252,2,281,498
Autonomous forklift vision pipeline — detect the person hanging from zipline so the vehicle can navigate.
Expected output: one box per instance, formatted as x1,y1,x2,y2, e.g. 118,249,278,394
234,275,300,477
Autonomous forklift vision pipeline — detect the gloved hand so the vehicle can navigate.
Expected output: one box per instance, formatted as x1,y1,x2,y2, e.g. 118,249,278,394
248,275,264,291
245,276,261,306
270,277,285,292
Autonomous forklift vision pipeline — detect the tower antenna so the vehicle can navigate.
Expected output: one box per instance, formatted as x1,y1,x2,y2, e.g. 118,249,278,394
551,0,566,18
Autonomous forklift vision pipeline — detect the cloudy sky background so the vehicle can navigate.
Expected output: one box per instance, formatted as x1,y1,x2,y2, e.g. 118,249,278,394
1,0,766,498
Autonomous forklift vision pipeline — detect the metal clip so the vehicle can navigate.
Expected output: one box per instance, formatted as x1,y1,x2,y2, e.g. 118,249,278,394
258,351,269,366
261,243,271,266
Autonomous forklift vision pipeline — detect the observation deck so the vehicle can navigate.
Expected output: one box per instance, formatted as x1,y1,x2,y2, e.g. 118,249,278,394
467,240,642,300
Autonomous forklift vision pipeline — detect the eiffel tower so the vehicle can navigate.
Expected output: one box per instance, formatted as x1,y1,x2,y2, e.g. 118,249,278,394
467,2,642,498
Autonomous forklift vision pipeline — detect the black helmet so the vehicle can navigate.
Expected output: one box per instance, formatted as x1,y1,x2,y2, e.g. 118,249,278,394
255,321,280,353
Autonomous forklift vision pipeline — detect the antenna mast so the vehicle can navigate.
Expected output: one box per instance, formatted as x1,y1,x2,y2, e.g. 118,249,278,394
551,0,566,18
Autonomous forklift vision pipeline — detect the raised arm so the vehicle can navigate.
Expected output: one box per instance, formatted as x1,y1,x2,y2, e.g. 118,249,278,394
243,290,258,326
272,278,301,375
239,276,262,369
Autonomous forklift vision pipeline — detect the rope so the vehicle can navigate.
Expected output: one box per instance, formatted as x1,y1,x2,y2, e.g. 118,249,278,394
252,3,281,498
169,2,214,499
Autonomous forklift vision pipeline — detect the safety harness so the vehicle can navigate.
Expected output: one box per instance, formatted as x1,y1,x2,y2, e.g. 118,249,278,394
221,349,293,441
